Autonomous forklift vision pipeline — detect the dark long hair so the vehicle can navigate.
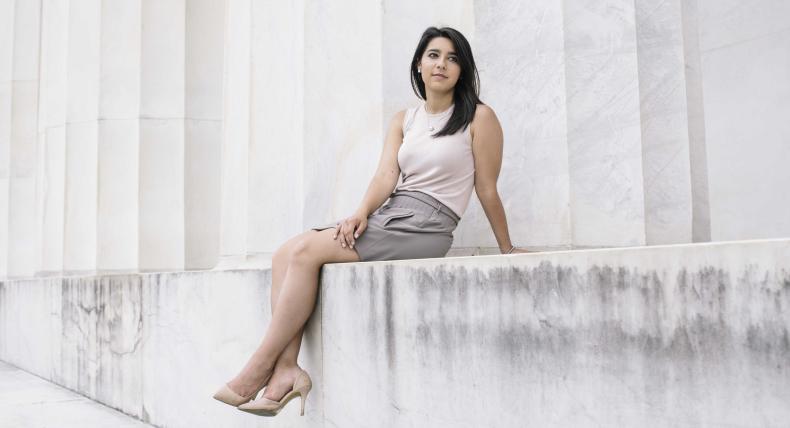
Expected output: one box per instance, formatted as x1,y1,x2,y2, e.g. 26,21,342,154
410,27,482,137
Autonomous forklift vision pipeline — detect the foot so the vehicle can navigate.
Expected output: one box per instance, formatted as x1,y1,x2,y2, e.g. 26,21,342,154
226,355,275,399
262,364,303,402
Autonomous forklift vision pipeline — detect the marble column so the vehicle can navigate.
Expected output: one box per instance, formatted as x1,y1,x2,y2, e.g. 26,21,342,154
97,0,141,272
218,0,251,265
35,0,69,275
184,0,224,269
465,0,571,250
0,0,15,277
634,0,693,245
696,0,790,241
563,0,646,247
139,0,186,272
680,0,711,243
7,0,41,277
63,0,100,273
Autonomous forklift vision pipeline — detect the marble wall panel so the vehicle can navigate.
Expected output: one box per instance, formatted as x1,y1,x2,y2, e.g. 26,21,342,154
184,119,221,268
563,0,646,247
63,121,98,272
139,118,184,271
140,0,185,118
457,0,571,250
139,269,324,427
634,0,693,245
247,0,304,255
302,1,383,229
218,0,251,262
58,275,144,417
97,120,138,271
700,28,790,240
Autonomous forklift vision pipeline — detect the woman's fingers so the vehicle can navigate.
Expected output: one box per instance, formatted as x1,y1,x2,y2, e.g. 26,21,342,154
337,221,349,248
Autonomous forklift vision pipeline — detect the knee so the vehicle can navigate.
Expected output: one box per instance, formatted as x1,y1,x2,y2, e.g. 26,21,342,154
290,238,318,267
272,244,290,268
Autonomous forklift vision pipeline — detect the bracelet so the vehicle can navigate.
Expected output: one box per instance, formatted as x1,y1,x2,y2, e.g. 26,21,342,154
503,245,515,254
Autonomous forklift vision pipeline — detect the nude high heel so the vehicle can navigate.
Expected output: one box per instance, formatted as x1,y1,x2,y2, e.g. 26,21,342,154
237,370,312,417
213,371,272,407
212,384,261,407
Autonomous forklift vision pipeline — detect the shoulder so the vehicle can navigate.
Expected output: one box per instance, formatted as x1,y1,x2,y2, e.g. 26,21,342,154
386,109,408,137
473,104,497,122
470,104,501,138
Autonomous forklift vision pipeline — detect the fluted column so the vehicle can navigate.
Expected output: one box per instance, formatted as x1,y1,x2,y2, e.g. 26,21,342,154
35,0,69,275
139,0,186,271
564,0,646,247
184,0,224,269
97,0,141,272
465,0,571,250
0,0,16,277
218,0,251,265
634,0,694,245
7,0,41,277
63,0,100,273
694,1,790,241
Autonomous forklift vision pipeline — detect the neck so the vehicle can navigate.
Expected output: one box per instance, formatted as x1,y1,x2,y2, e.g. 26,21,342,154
424,91,454,114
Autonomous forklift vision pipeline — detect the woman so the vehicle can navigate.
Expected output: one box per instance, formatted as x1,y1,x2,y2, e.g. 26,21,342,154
213,26,528,417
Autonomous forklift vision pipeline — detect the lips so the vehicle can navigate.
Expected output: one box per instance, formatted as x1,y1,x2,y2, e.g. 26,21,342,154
432,74,448,79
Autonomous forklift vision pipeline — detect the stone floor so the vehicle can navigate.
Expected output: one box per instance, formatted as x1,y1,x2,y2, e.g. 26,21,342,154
0,360,151,428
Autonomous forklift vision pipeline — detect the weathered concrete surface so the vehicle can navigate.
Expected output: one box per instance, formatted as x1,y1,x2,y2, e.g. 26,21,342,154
2,239,789,427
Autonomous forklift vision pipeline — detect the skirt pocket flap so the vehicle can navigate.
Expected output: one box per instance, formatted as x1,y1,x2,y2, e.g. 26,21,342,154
381,208,415,227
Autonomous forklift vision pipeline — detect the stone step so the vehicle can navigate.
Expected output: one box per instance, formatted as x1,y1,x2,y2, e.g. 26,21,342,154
0,360,152,428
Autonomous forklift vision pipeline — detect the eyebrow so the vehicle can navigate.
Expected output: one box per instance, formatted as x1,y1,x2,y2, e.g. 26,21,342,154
427,48,457,55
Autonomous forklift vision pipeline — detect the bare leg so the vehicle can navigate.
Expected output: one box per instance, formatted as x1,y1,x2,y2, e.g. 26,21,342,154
226,228,358,397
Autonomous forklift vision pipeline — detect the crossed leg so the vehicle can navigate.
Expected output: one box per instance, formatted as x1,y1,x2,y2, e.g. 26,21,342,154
226,227,359,399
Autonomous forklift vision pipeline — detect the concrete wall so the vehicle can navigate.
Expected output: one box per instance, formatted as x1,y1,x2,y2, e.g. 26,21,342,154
2,0,789,277
1,239,789,427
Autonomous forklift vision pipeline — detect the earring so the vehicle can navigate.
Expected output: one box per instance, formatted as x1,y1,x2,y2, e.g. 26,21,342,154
417,69,421,74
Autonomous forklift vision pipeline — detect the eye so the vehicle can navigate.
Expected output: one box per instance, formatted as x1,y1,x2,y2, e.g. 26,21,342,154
427,52,438,58
449,56,458,62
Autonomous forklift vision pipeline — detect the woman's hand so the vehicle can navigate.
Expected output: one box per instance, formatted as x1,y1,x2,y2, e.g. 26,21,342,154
510,247,534,254
500,246,534,254
334,211,368,250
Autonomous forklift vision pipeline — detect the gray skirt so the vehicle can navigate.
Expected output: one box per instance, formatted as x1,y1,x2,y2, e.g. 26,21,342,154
311,190,460,262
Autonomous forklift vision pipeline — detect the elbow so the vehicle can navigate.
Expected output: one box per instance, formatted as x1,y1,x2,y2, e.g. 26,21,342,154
475,185,500,203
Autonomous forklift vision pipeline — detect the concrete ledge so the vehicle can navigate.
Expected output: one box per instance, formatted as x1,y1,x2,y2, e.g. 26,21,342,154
1,239,789,427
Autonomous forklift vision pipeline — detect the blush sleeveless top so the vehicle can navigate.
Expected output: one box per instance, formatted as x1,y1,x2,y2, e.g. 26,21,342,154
395,103,475,218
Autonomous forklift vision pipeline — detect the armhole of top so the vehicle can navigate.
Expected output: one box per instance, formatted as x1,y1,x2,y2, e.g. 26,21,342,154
402,106,418,134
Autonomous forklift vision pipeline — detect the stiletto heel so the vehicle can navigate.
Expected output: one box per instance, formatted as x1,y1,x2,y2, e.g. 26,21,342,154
238,370,312,417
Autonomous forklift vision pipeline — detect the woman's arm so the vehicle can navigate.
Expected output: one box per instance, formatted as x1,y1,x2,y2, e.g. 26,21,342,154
335,110,406,250
470,105,517,254
354,110,406,217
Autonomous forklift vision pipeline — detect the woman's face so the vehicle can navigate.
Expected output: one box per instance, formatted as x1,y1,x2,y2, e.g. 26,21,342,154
418,37,461,93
